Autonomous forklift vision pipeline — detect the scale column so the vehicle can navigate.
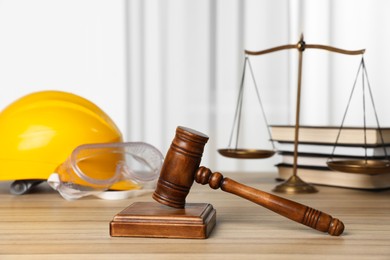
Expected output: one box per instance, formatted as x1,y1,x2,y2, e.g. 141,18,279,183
273,35,318,194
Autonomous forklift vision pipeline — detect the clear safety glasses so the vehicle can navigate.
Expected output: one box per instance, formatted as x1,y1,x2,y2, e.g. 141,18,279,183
48,142,163,200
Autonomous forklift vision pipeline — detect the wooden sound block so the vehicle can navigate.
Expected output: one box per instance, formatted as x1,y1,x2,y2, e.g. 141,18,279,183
110,202,216,239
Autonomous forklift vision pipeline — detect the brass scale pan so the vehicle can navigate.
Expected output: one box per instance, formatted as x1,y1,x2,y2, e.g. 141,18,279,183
326,57,390,174
218,148,275,159
218,51,277,160
327,160,390,174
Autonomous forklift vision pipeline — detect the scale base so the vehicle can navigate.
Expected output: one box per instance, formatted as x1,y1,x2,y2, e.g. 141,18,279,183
110,202,216,239
273,175,318,194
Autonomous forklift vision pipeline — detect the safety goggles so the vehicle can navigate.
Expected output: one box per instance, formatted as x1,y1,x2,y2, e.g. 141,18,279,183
48,142,163,200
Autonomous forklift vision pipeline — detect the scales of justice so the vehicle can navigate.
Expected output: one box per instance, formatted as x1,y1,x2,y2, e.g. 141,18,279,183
218,34,390,193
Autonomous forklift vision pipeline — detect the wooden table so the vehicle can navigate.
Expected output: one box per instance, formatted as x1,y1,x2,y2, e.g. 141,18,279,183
0,172,389,259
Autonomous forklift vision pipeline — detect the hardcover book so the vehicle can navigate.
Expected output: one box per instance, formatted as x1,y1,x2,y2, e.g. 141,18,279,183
276,163,390,190
275,142,390,157
271,125,390,145
279,151,386,167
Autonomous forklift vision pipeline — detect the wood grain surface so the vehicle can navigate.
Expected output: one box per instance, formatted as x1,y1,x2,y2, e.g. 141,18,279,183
0,172,389,259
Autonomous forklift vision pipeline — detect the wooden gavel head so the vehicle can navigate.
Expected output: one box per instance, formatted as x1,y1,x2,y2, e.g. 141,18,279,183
152,126,209,208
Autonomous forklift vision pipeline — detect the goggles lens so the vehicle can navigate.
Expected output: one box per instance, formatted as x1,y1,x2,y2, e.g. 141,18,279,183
49,142,163,200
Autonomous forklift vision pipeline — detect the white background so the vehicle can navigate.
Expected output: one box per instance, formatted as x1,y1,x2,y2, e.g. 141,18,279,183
0,0,127,136
1,0,390,172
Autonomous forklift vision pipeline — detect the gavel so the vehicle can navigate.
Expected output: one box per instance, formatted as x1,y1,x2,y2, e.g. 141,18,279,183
153,126,344,236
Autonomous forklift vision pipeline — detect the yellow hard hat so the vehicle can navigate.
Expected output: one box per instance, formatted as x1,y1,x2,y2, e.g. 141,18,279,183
0,90,123,181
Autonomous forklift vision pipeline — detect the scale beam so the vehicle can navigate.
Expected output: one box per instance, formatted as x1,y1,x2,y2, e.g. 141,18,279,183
245,41,365,56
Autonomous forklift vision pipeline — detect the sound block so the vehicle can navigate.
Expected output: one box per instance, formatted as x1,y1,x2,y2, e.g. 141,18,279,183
110,202,216,239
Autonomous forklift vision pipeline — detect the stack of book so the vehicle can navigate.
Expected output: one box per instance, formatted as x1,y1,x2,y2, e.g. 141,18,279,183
270,125,390,189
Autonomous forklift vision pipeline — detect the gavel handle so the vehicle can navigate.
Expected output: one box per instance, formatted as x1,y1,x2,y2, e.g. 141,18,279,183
195,167,344,236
